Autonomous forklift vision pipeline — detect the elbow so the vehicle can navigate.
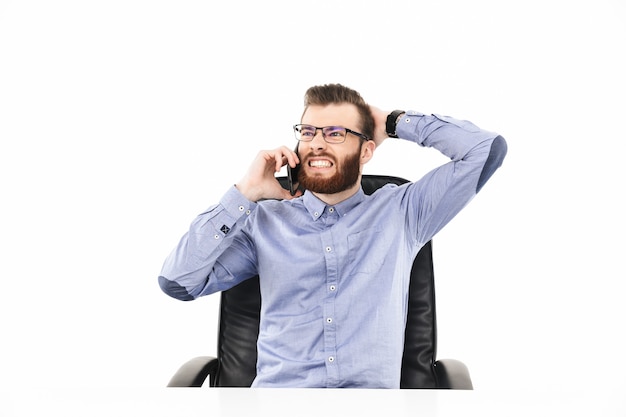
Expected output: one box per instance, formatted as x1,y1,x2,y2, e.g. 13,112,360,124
158,275,195,301
476,135,507,193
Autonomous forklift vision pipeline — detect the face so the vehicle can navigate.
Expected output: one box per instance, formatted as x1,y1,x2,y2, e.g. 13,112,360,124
297,103,373,196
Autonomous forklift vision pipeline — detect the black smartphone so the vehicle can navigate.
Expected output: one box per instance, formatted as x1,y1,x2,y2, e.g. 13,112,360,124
287,144,301,196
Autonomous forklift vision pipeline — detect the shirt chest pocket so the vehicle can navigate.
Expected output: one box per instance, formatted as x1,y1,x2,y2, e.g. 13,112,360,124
347,227,389,275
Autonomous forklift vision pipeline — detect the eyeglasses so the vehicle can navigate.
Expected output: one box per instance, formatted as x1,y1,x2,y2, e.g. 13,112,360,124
293,124,371,144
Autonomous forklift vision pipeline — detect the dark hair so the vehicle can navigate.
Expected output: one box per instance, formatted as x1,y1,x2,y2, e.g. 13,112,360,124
302,83,374,140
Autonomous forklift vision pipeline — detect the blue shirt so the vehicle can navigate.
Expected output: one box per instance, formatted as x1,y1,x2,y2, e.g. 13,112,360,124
159,111,507,388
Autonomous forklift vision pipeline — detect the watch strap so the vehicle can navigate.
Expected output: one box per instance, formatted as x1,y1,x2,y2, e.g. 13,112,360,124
386,110,405,138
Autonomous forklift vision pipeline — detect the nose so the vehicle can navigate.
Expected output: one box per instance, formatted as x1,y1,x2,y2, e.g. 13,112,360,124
309,129,327,150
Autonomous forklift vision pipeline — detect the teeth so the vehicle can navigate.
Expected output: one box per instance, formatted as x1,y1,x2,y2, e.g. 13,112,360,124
310,160,331,168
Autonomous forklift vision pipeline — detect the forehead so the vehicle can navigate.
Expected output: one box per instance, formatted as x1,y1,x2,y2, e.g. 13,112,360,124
302,103,360,127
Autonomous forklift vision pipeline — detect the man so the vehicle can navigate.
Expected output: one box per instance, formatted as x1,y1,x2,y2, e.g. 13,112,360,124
159,83,507,388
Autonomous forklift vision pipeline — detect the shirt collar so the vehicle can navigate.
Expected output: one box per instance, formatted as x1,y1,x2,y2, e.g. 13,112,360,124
302,187,366,221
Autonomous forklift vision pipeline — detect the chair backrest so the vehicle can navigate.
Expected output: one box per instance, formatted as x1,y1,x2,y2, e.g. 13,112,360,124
212,175,439,388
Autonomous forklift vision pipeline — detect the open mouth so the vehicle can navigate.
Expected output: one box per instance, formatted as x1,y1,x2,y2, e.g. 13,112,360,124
309,159,333,168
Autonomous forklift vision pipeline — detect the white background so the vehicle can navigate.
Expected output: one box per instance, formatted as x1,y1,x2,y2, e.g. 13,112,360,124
1,0,624,400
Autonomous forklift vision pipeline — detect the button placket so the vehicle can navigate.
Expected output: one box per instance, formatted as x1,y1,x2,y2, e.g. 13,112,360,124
320,229,339,383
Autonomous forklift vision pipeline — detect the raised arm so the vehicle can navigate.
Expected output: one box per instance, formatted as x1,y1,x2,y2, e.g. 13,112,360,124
158,146,301,300
372,106,507,246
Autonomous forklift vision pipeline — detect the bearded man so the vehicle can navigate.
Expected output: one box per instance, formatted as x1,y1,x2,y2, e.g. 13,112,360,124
158,83,507,388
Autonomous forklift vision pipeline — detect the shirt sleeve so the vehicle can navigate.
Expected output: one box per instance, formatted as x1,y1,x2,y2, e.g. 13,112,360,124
158,185,259,300
395,111,507,246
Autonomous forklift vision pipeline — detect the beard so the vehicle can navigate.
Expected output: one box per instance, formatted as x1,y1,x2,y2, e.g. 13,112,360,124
298,147,361,194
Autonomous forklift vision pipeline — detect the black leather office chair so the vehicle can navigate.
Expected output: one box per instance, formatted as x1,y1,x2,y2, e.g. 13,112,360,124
166,175,473,389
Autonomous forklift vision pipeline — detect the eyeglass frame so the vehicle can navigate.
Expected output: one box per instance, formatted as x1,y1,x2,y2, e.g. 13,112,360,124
293,124,371,144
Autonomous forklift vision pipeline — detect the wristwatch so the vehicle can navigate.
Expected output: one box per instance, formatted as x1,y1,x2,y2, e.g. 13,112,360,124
386,110,405,138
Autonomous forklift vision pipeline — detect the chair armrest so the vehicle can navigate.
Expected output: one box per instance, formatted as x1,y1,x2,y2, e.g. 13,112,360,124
434,359,473,390
167,356,219,387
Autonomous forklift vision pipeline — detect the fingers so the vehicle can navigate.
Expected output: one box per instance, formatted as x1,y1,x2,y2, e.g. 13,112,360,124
369,106,390,143
282,145,300,167
269,146,299,172
238,146,302,202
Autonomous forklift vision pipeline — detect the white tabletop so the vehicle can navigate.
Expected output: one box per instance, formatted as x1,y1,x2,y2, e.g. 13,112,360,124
4,387,624,417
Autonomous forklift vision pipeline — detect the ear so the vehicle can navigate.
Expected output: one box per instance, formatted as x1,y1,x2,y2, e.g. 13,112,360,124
360,140,376,165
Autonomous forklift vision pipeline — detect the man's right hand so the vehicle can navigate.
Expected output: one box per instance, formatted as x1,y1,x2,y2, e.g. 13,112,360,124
235,146,301,202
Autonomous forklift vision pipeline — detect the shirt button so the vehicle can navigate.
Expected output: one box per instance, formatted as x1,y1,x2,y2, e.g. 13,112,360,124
329,285,336,291
238,205,245,212
214,234,220,239
246,209,251,215
325,246,332,252
326,317,333,324
314,212,319,217
329,207,335,213
328,356,335,363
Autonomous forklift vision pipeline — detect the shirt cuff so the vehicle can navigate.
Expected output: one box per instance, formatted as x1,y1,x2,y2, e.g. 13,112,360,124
220,185,257,220
395,111,426,145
